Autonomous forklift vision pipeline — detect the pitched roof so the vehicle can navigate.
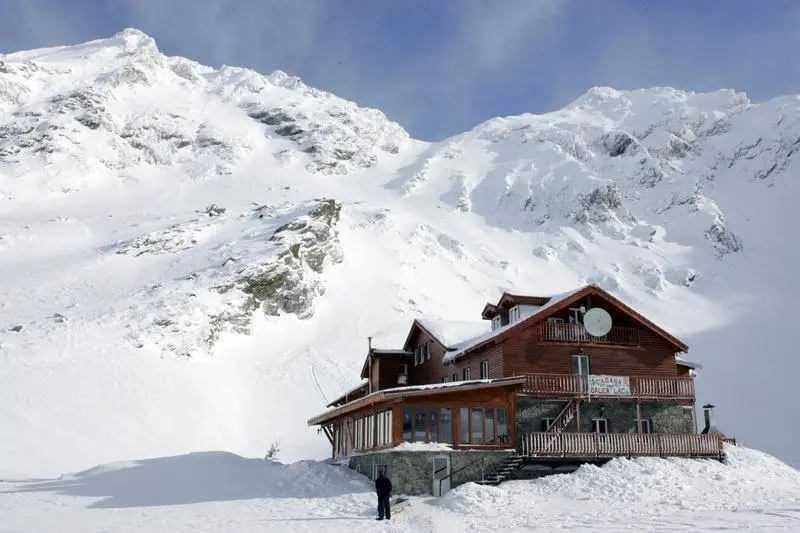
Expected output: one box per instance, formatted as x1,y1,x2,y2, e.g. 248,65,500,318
401,317,490,351
443,284,688,363
414,318,490,349
443,287,585,363
326,380,369,408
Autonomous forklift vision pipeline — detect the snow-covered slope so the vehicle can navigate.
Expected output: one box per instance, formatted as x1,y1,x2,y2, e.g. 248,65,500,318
1,445,798,531
1,29,799,477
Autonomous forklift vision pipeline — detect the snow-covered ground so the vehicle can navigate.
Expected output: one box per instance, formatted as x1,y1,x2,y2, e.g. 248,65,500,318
1,445,799,532
1,29,799,533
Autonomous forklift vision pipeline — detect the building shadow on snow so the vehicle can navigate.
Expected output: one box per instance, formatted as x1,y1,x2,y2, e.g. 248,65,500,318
2,451,371,509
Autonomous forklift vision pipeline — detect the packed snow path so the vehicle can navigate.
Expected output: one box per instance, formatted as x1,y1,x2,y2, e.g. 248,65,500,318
2,446,799,532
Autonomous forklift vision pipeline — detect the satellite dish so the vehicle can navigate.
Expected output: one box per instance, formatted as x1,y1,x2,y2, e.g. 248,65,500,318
583,307,612,337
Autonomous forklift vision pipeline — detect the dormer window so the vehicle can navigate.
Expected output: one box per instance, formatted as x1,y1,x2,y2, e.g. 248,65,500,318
509,305,521,323
491,315,502,331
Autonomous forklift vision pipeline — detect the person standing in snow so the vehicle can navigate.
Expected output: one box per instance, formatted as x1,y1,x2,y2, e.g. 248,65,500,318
375,470,392,520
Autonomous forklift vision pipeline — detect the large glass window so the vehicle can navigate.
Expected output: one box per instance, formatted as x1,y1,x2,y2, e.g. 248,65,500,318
471,408,483,443
460,408,469,444
486,408,495,443
402,408,412,442
441,408,452,444
414,409,426,441
428,409,439,443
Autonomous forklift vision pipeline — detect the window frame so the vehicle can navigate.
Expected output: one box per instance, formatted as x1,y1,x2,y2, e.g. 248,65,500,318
462,367,471,381
590,418,608,434
480,360,489,380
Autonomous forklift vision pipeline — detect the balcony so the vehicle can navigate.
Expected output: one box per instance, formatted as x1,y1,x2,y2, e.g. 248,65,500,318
522,373,695,399
540,322,640,346
519,432,723,459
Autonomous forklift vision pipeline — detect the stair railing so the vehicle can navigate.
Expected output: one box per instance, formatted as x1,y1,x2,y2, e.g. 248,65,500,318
435,446,516,496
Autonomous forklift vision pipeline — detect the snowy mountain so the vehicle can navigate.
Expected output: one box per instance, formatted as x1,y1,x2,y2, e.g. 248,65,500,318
1,28,799,478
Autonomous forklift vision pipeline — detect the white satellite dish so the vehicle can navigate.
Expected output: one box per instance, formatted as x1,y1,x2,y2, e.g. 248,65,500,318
583,307,612,337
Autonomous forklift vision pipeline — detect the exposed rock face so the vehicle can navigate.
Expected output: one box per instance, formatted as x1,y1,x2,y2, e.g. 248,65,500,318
206,199,344,346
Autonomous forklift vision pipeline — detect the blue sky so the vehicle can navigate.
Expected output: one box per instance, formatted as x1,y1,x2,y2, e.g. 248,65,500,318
1,0,799,140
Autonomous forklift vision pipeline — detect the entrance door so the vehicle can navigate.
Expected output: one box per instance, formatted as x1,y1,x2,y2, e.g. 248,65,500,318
572,354,590,394
432,456,450,497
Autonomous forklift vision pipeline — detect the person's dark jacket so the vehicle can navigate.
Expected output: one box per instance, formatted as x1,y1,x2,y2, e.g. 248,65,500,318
375,474,392,497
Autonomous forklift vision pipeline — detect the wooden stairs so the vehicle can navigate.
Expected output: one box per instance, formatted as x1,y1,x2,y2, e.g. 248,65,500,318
475,454,525,486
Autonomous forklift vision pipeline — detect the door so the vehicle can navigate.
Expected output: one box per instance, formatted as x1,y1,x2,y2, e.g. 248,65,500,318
432,455,450,497
572,354,590,393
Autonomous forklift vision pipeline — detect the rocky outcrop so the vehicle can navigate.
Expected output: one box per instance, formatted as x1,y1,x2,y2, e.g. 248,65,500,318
206,199,344,345
243,100,404,175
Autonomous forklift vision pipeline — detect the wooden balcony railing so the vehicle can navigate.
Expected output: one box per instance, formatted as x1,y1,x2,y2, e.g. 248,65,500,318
540,322,640,346
522,373,695,399
520,432,722,459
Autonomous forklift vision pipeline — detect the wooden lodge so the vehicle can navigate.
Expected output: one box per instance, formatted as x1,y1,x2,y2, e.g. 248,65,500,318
307,284,731,494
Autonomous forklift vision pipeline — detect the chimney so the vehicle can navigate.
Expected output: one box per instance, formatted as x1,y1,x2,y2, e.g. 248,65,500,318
701,404,715,434
368,336,372,351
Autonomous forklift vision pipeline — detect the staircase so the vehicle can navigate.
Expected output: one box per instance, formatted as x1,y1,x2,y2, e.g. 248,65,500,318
475,453,525,486
546,400,578,433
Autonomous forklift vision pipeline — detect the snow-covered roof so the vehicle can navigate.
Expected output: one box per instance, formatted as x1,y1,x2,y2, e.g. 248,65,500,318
442,287,586,363
308,376,526,425
326,380,368,407
415,318,491,349
370,348,411,355
676,357,703,370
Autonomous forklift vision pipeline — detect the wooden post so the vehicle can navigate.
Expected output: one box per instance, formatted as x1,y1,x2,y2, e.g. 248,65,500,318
636,402,642,434
576,399,582,432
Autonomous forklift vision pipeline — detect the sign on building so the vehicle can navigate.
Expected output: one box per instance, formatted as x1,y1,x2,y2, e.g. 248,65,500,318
588,374,631,396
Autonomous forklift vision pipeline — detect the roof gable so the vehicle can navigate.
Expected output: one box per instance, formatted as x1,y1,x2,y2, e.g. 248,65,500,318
444,284,688,363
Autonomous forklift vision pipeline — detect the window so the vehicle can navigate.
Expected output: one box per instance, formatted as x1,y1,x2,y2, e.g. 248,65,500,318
591,418,608,433
441,376,448,383
480,360,489,379
402,408,412,442
425,341,432,361
639,419,652,434
541,417,556,431
400,406,454,444
459,408,469,444
572,354,590,375
547,317,564,324
398,364,408,375
458,407,509,444
491,315,502,331
496,408,508,443
428,409,439,443
414,408,426,441
569,306,584,324
441,408,452,443
509,305,521,323
462,367,471,380
452,373,458,382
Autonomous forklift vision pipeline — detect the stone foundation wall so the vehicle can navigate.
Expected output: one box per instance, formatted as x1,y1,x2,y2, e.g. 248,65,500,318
348,449,514,495
516,397,696,435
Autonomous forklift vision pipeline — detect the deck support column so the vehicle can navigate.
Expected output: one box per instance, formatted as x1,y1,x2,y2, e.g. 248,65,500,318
575,399,581,432
635,402,642,433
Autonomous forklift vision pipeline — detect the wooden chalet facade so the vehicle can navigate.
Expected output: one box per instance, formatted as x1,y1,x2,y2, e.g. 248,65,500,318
308,284,727,492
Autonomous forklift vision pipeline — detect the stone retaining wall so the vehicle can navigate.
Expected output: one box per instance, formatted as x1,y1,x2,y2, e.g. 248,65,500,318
516,397,695,435
348,449,514,495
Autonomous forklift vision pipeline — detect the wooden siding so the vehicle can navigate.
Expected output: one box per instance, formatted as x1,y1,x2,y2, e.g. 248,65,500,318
447,343,504,382
501,320,680,378
450,292,685,381
406,327,450,385
376,356,408,391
